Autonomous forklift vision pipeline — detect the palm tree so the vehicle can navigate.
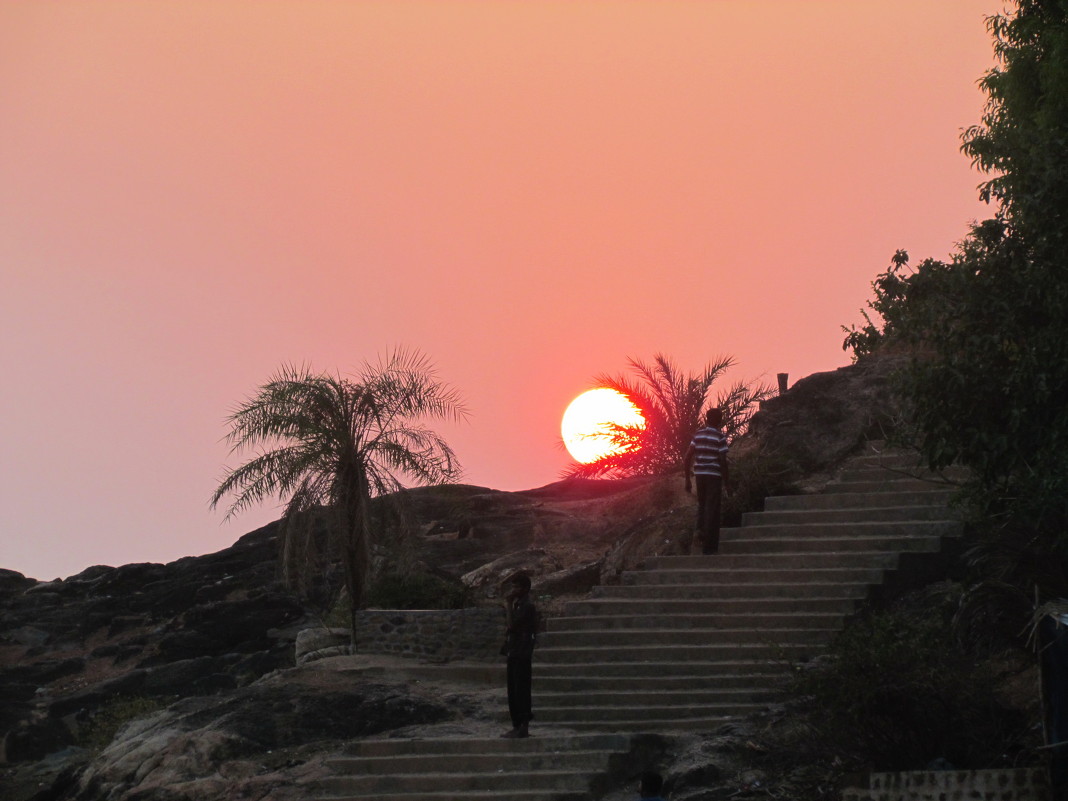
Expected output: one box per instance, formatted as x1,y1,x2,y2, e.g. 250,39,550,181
565,353,773,478
210,348,467,644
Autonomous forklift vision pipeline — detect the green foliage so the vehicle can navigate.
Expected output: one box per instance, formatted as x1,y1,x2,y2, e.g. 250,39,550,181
210,348,467,642
964,1,1068,241
842,1,1068,562
79,695,165,753
790,590,1032,771
841,249,925,359
565,353,773,478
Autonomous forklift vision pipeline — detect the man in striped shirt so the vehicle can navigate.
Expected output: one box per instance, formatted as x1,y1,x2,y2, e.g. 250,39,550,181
684,408,729,555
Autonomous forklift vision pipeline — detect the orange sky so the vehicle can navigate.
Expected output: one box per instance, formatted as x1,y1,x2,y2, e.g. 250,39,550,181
1,1,1003,580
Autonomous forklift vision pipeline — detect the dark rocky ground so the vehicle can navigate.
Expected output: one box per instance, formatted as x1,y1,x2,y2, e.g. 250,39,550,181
1,354,942,801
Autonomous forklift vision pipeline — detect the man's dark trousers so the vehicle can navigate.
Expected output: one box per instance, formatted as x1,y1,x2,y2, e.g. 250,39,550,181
695,474,723,554
506,656,532,728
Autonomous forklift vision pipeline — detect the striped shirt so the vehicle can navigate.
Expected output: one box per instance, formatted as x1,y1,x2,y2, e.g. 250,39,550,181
690,426,728,477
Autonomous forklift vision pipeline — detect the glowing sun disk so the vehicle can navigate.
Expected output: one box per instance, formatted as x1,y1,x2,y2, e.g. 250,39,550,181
561,388,646,464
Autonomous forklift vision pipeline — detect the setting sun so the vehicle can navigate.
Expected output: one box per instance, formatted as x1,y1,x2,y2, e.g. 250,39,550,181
561,388,646,464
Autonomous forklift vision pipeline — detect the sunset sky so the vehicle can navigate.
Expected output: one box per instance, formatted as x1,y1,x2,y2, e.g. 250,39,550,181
2,1,1004,581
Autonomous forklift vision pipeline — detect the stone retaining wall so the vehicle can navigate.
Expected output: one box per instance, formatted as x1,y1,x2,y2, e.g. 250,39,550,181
296,608,504,665
842,768,1050,801
356,608,503,662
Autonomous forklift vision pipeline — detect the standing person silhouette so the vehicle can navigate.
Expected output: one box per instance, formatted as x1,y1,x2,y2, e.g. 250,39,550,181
684,408,729,555
500,571,537,738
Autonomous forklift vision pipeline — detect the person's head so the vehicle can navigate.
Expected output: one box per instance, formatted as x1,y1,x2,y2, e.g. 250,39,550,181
509,572,531,596
704,407,723,428
639,771,664,798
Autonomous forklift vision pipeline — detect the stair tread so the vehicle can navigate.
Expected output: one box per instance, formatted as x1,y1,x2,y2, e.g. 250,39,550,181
545,626,838,633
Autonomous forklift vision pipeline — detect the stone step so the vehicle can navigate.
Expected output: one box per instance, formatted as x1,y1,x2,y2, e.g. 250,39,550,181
763,489,955,511
720,520,960,540
589,581,868,600
620,566,885,585
327,749,613,776
535,671,788,692
547,611,847,632
540,627,835,649
316,735,634,801
742,505,956,525
545,716,732,733
319,769,594,795
535,700,763,723
534,687,779,709
344,734,630,757
319,792,588,801
643,551,900,570
534,659,796,679
562,596,860,617
536,642,817,664
823,477,953,494
720,533,948,555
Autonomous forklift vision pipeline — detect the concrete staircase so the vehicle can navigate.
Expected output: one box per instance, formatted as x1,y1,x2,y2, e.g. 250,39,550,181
316,734,634,801
312,448,963,799
533,448,962,732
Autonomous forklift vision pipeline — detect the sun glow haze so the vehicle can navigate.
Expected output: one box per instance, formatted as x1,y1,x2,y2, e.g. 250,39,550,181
0,2,1003,580
562,389,646,464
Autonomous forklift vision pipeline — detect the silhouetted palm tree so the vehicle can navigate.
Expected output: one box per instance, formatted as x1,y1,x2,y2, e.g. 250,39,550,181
566,353,772,478
210,348,467,644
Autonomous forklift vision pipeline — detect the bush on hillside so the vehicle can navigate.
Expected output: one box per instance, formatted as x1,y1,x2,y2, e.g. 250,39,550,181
785,585,1036,773
841,2,1068,563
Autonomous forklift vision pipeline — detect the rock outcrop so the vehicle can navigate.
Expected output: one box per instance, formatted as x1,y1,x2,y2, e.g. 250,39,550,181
737,351,909,483
0,523,312,798
75,673,450,801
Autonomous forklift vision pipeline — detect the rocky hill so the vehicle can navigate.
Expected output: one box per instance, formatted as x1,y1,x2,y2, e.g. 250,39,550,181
0,355,910,801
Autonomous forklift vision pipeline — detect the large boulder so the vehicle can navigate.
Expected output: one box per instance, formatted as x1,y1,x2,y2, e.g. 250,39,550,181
74,674,452,801
144,594,305,664
294,628,353,665
537,559,603,598
735,352,909,483
460,549,561,600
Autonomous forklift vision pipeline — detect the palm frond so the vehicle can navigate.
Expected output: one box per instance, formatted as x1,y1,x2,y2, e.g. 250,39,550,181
715,378,776,441
210,348,466,642
210,444,328,521
564,352,761,477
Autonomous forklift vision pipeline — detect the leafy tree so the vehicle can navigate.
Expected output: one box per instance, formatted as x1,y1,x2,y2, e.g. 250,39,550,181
210,349,467,643
565,353,773,478
843,0,1068,557
964,0,1068,245
825,8,1068,777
